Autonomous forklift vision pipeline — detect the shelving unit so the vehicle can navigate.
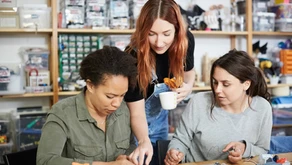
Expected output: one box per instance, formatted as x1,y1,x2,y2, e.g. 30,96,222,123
0,92,54,98
0,28,52,33
193,84,292,91
0,0,291,108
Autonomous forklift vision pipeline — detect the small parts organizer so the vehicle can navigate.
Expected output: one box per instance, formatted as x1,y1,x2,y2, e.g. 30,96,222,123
280,50,292,74
0,63,25,95
22,47,51,93
26,68,51,93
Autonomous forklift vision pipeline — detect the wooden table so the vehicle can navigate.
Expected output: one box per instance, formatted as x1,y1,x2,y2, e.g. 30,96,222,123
181,153,292,165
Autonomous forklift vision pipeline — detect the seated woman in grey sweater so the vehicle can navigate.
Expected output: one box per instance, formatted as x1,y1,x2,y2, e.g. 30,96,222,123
166,49,272,164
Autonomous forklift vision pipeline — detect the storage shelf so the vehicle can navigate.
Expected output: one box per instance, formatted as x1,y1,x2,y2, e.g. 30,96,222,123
58,28,135,34
273,124,292,128
253,31,292,36
193,84,292,91
268,83,292,88
57,28,249,36
191,30,248,36
192,86,211,91
0,92,54,98
0,28,53,33
58,91,81,96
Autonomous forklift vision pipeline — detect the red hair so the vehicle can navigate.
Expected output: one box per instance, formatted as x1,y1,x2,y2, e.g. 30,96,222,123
126,0,188,97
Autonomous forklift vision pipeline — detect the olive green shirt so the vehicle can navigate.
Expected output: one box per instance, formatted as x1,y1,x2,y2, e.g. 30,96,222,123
37,90,136,165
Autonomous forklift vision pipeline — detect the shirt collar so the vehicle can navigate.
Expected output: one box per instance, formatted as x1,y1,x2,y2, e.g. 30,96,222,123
75,88,125,123
76,89,95,122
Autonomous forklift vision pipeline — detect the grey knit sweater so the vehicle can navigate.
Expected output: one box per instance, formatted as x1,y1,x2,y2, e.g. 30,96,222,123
168,91,272,162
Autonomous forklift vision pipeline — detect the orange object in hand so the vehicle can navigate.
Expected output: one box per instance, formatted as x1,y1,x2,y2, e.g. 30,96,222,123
163,77,183,89
72,163,90,165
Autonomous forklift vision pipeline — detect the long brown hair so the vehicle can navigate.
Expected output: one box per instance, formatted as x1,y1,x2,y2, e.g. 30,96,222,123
209,49,270,114
126,0,188,97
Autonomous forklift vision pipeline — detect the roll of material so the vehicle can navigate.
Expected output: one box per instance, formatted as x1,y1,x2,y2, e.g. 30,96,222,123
271,86,290,96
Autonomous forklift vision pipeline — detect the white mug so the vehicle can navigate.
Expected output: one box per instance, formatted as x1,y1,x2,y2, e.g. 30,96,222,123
159,91,177,110
269,76,280,85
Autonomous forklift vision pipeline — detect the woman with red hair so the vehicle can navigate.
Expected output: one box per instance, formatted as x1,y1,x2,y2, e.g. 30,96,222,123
125,0,195,164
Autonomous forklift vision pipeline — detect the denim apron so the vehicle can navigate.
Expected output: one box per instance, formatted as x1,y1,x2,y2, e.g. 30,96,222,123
146,71,171,165
146,70,171,144
146,83,170,165
146,82,170,145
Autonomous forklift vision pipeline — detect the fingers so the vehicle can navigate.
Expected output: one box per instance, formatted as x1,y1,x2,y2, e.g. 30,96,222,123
173,90,187,103
228,152,242,163
128,147,153,165
164,154,179,165
164,149,184,165
222,142,236,152
229,148,244,164
224,142,244,164
144,151,153,165
176,95,184,103
177,152,184,160
128,151,139,165
229,148,242,157
128,153,144,165
138,152,145,165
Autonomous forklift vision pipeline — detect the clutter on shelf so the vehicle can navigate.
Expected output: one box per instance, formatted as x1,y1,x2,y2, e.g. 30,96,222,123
0,63,25,95
20,47,51,93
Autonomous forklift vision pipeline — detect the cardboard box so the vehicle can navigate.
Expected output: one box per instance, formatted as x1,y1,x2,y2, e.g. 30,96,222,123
0,0,17,8
0,10,18,28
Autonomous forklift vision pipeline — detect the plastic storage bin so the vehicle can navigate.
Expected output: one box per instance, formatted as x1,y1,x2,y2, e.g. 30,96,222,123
103,35,131,51
0,63,25,95
22,48,50,71
268,3,292,19
0,142,13,164
0,120,10,144
253,12,275,31
18,5,51,29
17,113,47,151
0,0,16,8
280,49,292,74
0,10,19,28
109,0,130,29
275,18,292,32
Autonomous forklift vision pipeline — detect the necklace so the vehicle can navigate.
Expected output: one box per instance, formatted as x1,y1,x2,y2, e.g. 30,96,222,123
240,97,250,113
98,119,106,125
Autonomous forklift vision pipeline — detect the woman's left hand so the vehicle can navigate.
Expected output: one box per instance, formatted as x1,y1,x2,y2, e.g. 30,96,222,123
172,82,193,103
223,141,246,163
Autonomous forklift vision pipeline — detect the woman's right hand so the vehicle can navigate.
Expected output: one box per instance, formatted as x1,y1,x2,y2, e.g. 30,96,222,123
164,149,184,165
128,137,153,165
223,141,246,164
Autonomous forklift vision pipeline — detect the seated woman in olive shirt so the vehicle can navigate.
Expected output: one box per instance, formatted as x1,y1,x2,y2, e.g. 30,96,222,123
37,46,137,165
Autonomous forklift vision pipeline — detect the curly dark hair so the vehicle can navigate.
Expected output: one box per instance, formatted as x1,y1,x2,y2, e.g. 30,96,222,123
80,46,137,88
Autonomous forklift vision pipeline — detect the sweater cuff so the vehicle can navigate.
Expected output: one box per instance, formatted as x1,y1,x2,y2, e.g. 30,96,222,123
241,140,250,158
